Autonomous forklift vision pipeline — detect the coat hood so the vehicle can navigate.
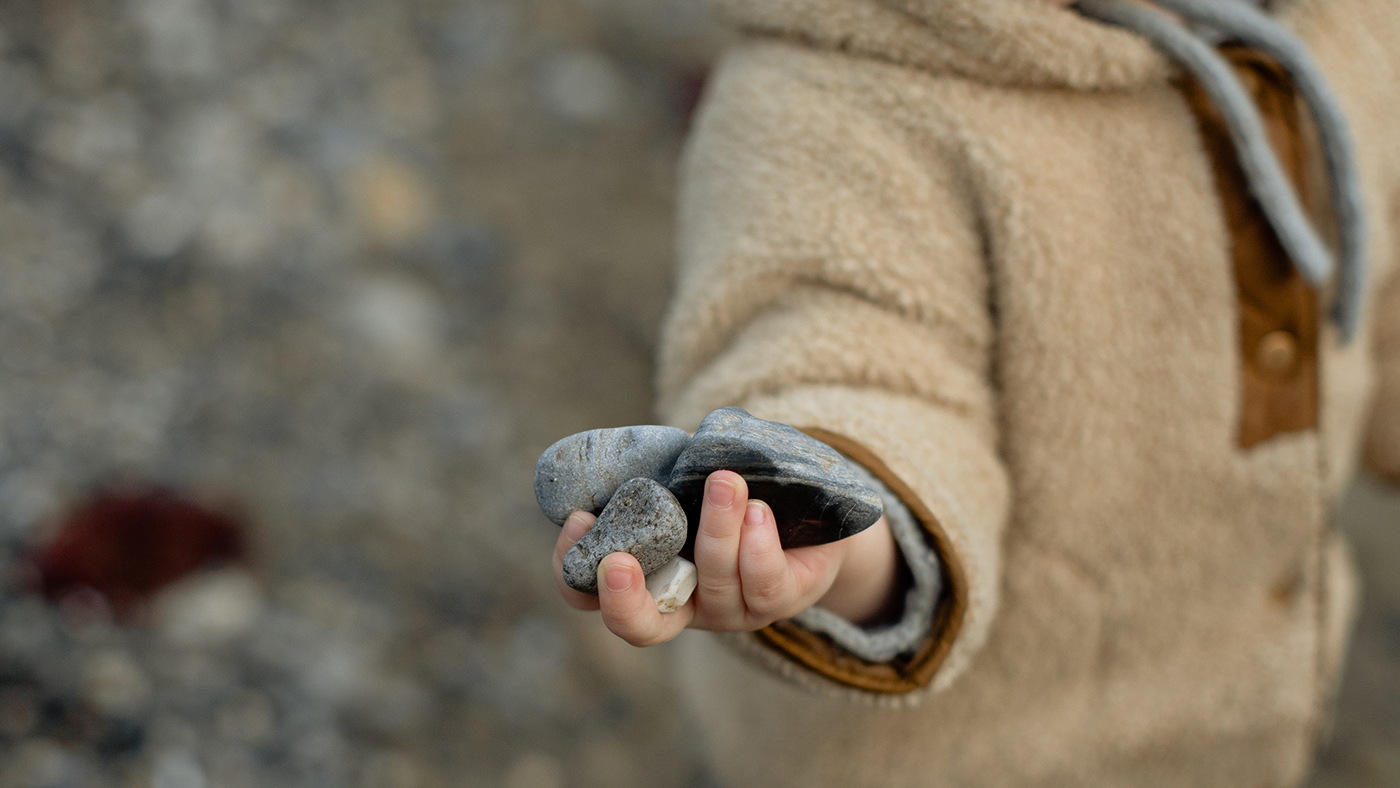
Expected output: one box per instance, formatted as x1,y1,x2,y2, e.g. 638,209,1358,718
710,0,1291,90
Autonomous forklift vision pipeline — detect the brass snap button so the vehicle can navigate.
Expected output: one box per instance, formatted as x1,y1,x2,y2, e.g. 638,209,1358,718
1255,329,1299,376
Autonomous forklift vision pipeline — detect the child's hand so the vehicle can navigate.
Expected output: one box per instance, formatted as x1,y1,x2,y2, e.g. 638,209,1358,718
551,470,900,647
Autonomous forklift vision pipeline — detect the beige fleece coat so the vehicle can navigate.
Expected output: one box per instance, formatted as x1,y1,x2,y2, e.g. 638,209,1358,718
654,0,1400,786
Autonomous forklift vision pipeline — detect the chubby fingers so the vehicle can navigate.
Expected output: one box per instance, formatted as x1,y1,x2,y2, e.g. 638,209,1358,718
553,512,601,611
597,552,694,646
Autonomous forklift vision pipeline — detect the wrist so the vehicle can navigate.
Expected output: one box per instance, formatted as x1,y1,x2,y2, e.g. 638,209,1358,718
814,516,904,626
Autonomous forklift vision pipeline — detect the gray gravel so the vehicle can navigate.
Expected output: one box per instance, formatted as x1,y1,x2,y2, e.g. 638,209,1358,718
0,0,723,786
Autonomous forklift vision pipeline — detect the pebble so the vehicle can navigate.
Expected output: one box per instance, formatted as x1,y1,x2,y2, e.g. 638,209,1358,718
503,751,564,788
534,426,690,526
351,157,435,247
82,649,152,717
151,749,208,788
347,276,447,362
537,50,626,124
668,407,883,548
153,568,265,647
215,691,275,744
645,556,696,613
0,687,37,737
561,478,687,594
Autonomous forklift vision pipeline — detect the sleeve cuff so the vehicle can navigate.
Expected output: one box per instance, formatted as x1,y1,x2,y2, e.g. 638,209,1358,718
788,462,941,662
750,427,968,695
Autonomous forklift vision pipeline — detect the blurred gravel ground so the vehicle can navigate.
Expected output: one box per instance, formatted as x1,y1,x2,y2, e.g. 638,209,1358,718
0,1,1391,787
1314,477,1400,788
0,0,719,786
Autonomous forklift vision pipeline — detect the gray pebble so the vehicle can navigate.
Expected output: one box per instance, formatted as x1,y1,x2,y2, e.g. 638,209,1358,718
667,407,883,548
534,426,690,525
562,478,687,594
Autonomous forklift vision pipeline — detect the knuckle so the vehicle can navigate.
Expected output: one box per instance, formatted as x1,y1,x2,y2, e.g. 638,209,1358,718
744,575,791,617
697,574,733,601
601,606,647,640
614,622,661,648
629,630,670,648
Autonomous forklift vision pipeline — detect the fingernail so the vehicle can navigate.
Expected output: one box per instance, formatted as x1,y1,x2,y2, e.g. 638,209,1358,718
604,562,633,592
563,512,588,538
706,478,735,508
745,500,765,527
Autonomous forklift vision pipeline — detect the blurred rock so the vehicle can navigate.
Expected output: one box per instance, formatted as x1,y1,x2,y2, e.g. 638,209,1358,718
11,739,82,788
359,750,427,788
82,650,151,717
344,674,431,737
152,568,264,647
346,276,446,363
215,691,276,745
124,191,201,259
578,734,644,788
151,749,207,788
351,158,435,247
131,0,220,81
537,50,628,124
503,752,564,788
0,686,38,737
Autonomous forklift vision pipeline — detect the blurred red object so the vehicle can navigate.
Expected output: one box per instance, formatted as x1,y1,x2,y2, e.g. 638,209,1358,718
30,488,245,615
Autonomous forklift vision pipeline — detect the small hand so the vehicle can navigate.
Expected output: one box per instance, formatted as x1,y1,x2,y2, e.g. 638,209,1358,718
552,470,900,647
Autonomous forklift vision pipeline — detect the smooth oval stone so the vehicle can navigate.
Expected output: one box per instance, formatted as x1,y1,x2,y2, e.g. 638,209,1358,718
667,407,883,548
534,426,691,526
562,478,688,594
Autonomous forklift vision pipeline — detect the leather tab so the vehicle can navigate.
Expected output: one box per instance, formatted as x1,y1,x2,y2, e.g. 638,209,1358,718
1178,44,1321,448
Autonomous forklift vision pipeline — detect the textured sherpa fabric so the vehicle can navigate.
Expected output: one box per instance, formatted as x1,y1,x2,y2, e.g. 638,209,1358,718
655,0,1400,785
1078,0,1364,335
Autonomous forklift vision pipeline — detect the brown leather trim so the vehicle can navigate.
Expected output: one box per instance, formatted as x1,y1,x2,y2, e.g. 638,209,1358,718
1177,44,1320,449
750,428,969,693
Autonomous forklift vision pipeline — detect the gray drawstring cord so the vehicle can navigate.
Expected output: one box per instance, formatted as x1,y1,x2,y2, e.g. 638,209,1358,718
1076,0,1366,341
1147,0,1368,338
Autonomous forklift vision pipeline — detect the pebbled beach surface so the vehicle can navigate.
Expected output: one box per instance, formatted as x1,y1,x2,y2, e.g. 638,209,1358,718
0,1,721,786
0,1,1390,787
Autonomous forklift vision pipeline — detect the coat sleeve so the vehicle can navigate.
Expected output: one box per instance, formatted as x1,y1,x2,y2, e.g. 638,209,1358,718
1341,0,1400,485
1363,200,1400,483
656,43,1010,696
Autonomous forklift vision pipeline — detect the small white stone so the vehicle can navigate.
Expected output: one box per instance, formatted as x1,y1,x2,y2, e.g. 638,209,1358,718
645,555,696,614
154,568,264,647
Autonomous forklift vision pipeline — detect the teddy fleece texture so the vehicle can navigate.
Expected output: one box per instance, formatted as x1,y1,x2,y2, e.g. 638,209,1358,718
653,0,1400,786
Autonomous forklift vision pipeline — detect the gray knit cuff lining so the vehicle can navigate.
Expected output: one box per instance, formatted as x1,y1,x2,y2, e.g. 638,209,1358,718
788,461,941,662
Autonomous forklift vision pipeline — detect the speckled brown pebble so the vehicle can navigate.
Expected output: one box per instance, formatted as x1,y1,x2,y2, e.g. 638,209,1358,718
562,478,688,594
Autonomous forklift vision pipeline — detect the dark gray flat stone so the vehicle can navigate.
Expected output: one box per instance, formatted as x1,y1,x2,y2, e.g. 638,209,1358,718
667,407,883,548
534,426,690,526
562,478,688,594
